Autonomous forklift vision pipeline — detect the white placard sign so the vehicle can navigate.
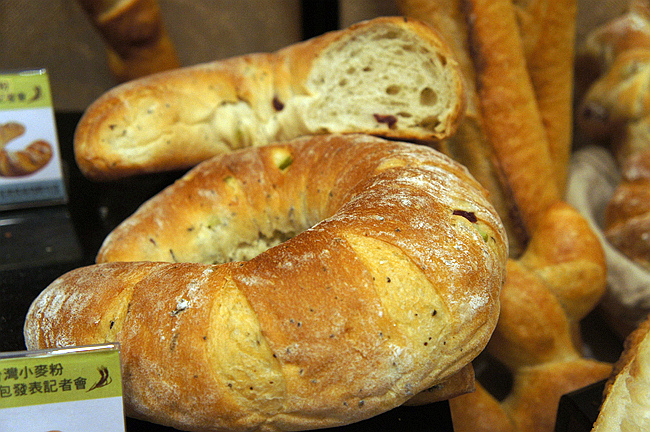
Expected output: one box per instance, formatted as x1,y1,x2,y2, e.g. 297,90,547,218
0,69,67,209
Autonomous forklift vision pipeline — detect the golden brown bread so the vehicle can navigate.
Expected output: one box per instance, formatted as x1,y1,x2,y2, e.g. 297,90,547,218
449,202,611,432
25,134,508,432
513,0,578,193
395,0,568,258
76,0,180,82
592,313,650,431
396,1,611,430
73,16,466,181
578,1,650,281
463,0,560,236
604,178,650,272
394,0,528,257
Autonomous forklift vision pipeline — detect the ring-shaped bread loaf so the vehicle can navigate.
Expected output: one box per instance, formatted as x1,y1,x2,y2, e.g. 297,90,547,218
25,134,507,432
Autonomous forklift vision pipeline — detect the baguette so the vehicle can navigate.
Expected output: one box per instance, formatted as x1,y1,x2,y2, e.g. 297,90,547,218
394,0,563,257
513,0,578,194
395,2,611,431
25,134,508,432
464,0,560,235
73,16,466,180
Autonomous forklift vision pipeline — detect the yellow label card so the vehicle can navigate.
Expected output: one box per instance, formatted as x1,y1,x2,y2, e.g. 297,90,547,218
0,344,122,408
0,344,125,431
0,69,53,111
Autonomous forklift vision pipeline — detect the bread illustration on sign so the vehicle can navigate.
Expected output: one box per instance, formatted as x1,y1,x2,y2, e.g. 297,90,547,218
72,17,466,180
0,121,53,177
25,134,508,432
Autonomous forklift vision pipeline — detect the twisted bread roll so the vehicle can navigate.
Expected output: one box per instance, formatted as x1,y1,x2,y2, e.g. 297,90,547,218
76,0,180,82
450,203,611,432
396,1,612,431
25,134,508,432
578,1,650,281
73,17,466,180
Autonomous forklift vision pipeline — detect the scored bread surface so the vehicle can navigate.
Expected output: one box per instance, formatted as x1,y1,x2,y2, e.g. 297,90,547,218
74,16,465,180
25,134,507,432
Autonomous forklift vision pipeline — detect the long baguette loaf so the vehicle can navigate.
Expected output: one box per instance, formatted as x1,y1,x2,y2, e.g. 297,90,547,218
513,0,578,194
25,134,507,431
394,0,564,258
395,2,611,431
74,16,466,180
393,0,529,257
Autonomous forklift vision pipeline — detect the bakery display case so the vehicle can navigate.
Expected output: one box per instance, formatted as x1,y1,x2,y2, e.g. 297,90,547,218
3,1,647,431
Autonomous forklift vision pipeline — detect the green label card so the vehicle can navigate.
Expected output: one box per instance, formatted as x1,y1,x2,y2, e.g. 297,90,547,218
0,70,53,111
0,344,125,431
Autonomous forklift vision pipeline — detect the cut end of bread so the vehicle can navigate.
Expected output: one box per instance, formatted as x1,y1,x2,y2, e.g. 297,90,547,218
593,315,650,431
300,19,465,140
74,17,465,180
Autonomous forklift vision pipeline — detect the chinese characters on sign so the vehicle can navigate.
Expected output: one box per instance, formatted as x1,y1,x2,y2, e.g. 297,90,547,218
0,80,43,105
0,344,125,432
0,361,91,399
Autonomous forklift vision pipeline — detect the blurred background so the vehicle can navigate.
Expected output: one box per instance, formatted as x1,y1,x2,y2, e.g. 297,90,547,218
0,0,628,112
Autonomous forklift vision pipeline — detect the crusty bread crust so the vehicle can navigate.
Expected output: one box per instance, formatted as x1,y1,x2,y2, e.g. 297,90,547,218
25,134,507,432
465,0,560,236
74,16,466,180
514,0,578,194
592,313,650,431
